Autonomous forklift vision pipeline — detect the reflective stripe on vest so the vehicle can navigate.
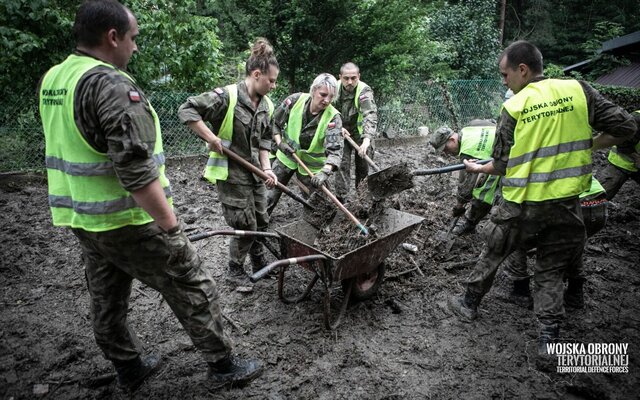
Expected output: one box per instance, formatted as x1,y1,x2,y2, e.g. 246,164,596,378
607,110,640,173
458,125,496,159
501,79,592,203
203,86,274,183
473,174,500,205
39,54,172,232
276,94,339,175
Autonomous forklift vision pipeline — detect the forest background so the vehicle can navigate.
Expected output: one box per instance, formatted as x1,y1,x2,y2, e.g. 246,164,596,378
1,0,639,171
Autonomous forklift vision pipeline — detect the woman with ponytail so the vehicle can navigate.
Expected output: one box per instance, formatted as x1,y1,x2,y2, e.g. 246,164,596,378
179,38,279,285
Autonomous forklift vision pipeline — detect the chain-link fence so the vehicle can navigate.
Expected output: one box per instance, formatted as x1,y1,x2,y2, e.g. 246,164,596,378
0,79,506,173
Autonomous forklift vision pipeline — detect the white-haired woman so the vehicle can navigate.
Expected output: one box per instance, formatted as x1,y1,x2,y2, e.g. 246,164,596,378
267,73,343,214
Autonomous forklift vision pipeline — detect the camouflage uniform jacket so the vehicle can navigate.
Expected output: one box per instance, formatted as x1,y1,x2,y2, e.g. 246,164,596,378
272,93,343,167
334,83,378,140
492,77,637,178
178,81,273,185
37,51,159,192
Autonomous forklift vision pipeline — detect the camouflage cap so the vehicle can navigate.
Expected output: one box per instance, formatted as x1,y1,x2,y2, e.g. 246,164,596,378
429,126,454,152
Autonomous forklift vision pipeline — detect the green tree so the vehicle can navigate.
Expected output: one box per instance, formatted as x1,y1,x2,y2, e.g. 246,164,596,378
429,0,501,79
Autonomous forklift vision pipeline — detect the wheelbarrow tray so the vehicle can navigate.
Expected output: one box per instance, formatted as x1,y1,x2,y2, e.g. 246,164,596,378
275,208,424,280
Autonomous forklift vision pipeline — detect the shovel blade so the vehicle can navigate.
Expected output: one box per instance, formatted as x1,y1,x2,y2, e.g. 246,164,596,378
365,162,414,200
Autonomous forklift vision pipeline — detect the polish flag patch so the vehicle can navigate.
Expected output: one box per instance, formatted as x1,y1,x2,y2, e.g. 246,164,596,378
128,90,141,102
359,94,367,101
328,122,336,128
284,98,292,107
214,88,224,95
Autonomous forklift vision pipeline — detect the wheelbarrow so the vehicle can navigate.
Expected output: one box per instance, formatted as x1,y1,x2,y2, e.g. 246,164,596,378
188,208,423,329
252,208,424,329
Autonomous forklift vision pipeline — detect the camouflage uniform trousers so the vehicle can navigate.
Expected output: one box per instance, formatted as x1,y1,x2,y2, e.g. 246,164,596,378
466,198,492,225
266,158,333,215
216,180,269,266
597,162,640,201
465,197,586,325
501,197,608,281
72,223,232,364
334,135,374,200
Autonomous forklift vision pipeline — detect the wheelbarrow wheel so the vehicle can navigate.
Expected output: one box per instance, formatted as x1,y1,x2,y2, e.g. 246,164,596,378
341,262,385,302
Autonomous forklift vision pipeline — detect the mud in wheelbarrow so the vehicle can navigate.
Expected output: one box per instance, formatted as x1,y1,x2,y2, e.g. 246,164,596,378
250,208,424,330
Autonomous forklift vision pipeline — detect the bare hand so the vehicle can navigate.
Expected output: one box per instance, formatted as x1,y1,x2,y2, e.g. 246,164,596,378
263,169,278,189
207,137,224,154
341,128,351,138
463,159,483,173
358,138,370,157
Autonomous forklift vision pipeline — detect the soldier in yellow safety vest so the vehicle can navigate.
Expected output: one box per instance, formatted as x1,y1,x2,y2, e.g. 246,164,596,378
447,40,637,357
179,39,279,285
267,73,343,214
429,120,499,235
598,110,640,200
39,0,262,391
333,62,378,201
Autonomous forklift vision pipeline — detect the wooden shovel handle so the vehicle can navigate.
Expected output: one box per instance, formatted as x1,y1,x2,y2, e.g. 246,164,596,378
291,153,368,236
343,135,380,172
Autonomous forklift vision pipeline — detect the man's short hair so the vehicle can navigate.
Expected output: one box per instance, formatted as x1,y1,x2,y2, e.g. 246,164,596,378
73,0,130,47
500,40,543,75
340,62,360,75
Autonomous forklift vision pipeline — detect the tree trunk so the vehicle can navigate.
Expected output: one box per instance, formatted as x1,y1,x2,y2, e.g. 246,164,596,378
499,0,507,45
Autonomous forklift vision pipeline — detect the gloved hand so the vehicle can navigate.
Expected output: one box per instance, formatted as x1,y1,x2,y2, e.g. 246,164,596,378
165,222,200,276
311,170,330,188
452,203,466,217
278,141,295,155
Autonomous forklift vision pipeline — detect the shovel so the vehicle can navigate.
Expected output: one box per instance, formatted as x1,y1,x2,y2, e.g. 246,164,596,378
366,158,492,200
290,153,369,236
343,135,414,201
219,147,314,210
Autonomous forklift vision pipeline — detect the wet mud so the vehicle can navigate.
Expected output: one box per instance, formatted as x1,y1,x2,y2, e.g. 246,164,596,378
1,140,639,399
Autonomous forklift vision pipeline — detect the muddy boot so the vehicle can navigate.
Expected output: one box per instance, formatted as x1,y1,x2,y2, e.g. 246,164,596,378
226,261,249,286
537,323,560,357
564,278,585,309
249,251,269,274
207,355,263,390
452,216,476,236
448,290,482,322
113,354,162,392
494,275,533,309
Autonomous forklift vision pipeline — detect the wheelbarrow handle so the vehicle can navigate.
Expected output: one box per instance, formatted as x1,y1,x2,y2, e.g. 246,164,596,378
291,153,369,236
250,254,328,282
412,159,492,176
188,229,280,242
343,134,380,172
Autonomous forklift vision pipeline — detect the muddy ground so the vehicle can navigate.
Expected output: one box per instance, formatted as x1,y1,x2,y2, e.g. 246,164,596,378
1,137,639,399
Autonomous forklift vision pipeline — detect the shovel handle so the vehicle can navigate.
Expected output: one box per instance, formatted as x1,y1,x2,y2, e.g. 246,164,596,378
220,147,314,209
291,153,368,236
413,159,492,176
343,135,380,172
188,229,280,242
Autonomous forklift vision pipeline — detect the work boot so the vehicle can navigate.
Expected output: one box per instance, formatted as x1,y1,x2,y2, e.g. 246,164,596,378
113,354,162,392
452,216,475,236
226,261,249,286
249,252,269,274
207,355,263,389
564,278,585,309
537,323,560,357
494,272,533,309
448,290,482,322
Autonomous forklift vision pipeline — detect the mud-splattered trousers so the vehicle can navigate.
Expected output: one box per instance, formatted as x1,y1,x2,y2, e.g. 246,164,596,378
73,223,232,363
217,180,269,265
465,197,586,325
501,196,607,282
